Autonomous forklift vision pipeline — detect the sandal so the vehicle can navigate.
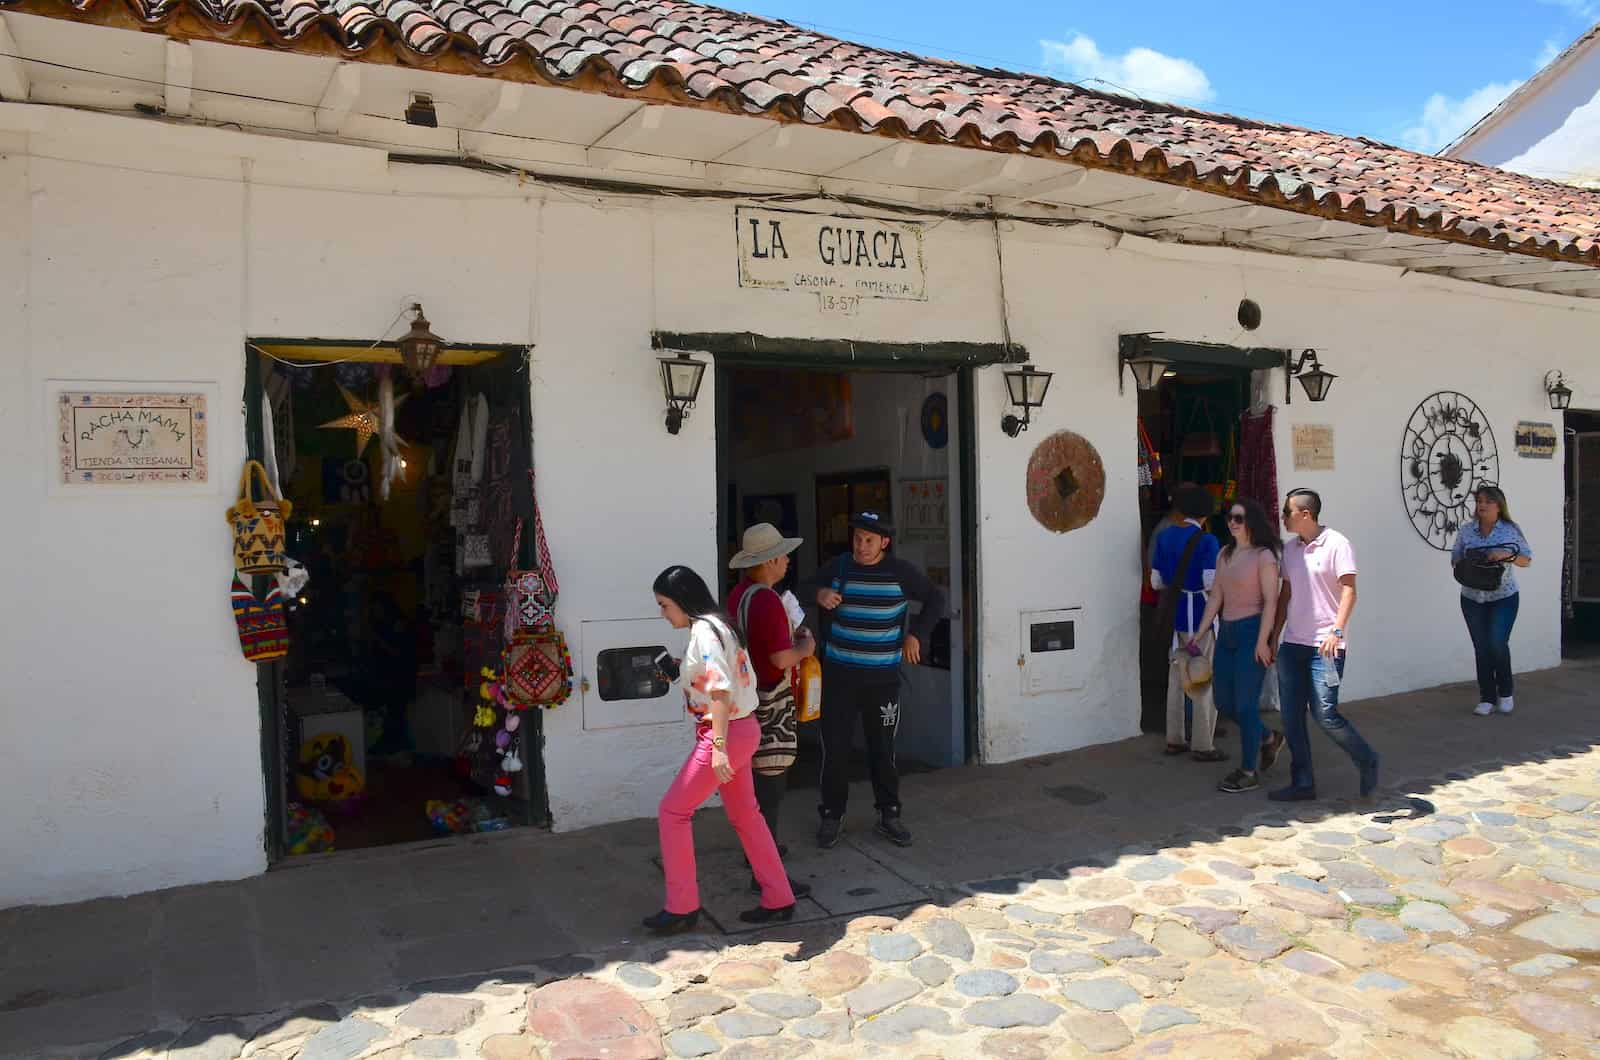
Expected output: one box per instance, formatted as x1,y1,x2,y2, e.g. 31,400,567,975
1191,748,1228,763
1163,743,1190,756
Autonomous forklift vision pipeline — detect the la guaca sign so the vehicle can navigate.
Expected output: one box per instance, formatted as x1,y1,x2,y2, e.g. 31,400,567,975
736,206,928,301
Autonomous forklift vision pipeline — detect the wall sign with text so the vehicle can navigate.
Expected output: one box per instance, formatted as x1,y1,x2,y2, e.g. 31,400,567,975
58,390,209,485
736,206,928,301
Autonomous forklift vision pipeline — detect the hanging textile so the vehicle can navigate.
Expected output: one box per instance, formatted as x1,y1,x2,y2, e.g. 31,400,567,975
1237,406,1279,514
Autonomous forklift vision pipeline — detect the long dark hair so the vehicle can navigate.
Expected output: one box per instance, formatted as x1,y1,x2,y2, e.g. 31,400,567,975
1224,496,1282,560
652,565,745,650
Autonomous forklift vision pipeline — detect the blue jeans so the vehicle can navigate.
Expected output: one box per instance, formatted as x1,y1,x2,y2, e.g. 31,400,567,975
1213,615,1266,771
1276,643,1378,793
1460,593,1519,702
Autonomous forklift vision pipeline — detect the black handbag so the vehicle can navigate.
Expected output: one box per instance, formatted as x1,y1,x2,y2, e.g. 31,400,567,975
1453,544,1518,592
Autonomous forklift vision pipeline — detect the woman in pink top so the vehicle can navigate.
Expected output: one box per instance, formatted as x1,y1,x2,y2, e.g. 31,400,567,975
1195,497,1286,793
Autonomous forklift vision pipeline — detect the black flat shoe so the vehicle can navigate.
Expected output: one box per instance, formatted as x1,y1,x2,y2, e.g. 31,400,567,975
641,908,700,934
739,904,796,924
749,876,813,898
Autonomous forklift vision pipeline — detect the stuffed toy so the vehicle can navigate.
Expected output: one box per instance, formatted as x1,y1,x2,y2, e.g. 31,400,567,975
295,732,366,803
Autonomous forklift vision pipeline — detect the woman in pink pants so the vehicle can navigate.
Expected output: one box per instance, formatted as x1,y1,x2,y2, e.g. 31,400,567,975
643,565,805,934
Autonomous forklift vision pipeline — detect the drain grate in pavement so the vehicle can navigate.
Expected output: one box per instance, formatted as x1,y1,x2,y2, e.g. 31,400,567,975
1044,784,1107,806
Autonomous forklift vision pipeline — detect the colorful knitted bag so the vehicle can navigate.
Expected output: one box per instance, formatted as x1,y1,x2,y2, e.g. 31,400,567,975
232,575,289,662
226,460,292,575
503,629,573,710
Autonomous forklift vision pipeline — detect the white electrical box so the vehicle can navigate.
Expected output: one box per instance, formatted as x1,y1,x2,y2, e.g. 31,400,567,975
579,618,690,732
1020,607,1087,695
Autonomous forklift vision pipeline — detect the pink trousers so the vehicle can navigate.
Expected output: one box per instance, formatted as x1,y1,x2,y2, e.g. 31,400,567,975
658,714,796,914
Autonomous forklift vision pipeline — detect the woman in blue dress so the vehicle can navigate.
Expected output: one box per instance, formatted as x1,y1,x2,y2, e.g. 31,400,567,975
1452,485,1533,716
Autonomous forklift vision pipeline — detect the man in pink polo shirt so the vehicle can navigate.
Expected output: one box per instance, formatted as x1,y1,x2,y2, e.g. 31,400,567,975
1268,488,1380,801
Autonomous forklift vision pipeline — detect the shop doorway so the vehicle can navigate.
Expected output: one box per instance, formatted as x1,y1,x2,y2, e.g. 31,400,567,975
714,363,976,783
244,344,546,859
1134,348,1268,732
1563,409,1600,658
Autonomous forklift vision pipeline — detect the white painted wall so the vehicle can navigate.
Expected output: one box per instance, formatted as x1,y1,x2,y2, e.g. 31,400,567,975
3,107,1597,907
1449,35,1600,186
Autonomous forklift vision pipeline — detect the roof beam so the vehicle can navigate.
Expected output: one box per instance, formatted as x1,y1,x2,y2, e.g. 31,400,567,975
315,62,361,135
922,153,1027,204
164,41,193,118
713,121,796,163
992,165,1090,207
1493,269,1600,288
461,82,522,155
590,102,667,151
1436,261,1573,281
0,17,30,103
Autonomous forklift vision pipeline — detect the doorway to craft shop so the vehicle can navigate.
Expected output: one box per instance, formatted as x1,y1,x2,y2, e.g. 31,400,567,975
711,355,979,798
1563,409,1600,659
244,338,548,859
1134,341,1282,733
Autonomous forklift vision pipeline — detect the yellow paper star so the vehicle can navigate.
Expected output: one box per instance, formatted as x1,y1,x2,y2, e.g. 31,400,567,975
319,385,405,457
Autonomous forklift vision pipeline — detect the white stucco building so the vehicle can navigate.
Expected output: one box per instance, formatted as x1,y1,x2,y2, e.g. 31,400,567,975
1444,23,1600,186
2,0,1599,909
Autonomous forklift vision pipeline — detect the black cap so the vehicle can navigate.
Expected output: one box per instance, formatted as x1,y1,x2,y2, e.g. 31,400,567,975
849,510,895,538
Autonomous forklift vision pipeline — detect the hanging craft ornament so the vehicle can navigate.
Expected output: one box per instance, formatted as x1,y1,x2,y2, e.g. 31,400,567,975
377,373,408,502
319,385,406,458
226,460,293,575
1025,429,1107,534
503,629,574,710
232,574,290,662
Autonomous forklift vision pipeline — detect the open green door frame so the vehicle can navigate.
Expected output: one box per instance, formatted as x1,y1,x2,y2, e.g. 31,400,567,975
654,331,1027,371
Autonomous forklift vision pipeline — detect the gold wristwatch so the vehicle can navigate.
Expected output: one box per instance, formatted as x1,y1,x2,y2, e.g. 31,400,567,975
712,736,727,750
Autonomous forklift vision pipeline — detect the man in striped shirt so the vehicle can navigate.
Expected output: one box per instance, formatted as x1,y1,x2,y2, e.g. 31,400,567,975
800,511,944,849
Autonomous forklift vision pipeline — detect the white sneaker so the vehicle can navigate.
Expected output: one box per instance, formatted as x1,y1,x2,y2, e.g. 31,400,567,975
1498,696,1515,714
1474,702,1494,716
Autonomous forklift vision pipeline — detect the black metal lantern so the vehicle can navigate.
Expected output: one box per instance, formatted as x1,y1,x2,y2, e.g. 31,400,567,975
657,352,707,435
1545,370,1573,411
1286,349,1336,404
397,303,444,383
1117,335,1170,394
1001,363,1054,437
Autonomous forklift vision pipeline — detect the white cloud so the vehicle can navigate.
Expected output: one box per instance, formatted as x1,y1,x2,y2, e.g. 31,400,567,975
1040,33,1215,104
1535,0,1600,20
1401,80,1522,153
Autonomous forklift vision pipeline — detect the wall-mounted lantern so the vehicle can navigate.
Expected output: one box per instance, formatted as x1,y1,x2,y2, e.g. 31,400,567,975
1545,370,1573,411
1000,363,1054,437
657,351,708,435
1118,334,1170,394
1285,349,1336,404
396,303,444,384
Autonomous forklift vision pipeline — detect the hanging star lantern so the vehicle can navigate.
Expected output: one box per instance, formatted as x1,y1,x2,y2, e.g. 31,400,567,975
319,384,405,457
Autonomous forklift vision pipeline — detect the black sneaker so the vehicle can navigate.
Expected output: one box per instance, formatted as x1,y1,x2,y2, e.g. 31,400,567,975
817,817,843,849
749,875,813,898
1258,731,1285,773
875,814,913,847
1218,769,1260,794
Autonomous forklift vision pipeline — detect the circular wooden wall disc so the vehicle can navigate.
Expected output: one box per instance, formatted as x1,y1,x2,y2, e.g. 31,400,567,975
1025,430,1106,533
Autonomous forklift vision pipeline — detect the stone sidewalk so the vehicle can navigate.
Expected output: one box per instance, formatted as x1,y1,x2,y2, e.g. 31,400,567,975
2,660,1599,1058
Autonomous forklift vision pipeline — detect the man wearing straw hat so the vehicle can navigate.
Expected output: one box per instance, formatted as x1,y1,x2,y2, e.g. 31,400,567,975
728,523,817,867
800,511,944,850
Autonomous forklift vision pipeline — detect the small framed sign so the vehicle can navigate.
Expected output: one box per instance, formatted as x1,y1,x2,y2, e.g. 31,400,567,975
55,386,211,487
1514,420,1557,459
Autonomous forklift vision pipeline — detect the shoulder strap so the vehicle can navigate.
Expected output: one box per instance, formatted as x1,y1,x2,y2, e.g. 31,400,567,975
1155,528,1207,633
735,582,778,638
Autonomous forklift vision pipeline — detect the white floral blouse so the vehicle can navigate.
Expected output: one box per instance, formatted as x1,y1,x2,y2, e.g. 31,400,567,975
681,617,759,721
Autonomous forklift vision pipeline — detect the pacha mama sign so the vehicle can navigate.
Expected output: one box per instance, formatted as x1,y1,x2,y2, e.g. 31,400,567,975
736,206,928,301
59,391,208,484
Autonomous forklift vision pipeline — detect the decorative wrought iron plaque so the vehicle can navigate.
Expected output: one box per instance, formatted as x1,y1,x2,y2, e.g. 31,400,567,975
1400,391,1499,551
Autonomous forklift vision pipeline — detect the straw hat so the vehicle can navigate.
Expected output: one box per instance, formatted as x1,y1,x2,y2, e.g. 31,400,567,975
1182,653,1214,694
729,522,804,569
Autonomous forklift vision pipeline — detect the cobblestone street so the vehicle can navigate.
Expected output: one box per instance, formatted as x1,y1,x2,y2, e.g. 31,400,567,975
8,663,1600,1059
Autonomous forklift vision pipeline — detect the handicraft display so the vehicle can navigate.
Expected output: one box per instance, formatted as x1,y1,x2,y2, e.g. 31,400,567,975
1025,430,1106,534
227,460,293,575
1400,391,1501,551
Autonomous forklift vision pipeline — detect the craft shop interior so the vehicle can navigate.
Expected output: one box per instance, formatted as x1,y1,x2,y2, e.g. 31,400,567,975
1134,347,1273,732
235,314,564,858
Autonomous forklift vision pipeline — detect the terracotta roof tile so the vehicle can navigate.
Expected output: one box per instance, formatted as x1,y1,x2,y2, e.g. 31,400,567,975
11,0,1600,264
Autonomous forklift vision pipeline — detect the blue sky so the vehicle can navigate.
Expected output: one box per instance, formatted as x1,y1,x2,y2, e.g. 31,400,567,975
735,0,1597,153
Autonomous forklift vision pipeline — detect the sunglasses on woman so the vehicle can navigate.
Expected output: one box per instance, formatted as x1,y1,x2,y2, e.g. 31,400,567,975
1227,512,1246,524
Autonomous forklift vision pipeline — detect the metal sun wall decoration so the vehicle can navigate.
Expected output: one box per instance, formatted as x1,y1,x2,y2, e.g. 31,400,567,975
1400,390,1500,551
